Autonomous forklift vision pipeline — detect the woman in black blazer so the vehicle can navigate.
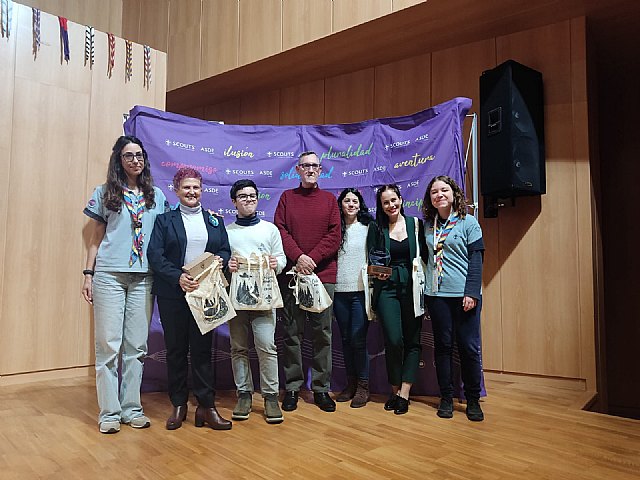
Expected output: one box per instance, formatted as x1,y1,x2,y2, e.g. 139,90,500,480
148,167,232,431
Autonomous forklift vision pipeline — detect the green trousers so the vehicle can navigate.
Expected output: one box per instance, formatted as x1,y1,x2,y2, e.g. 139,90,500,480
376,278,422,386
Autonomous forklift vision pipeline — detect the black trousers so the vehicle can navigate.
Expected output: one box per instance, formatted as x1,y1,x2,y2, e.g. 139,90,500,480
426,295,482,401
157,296,215,408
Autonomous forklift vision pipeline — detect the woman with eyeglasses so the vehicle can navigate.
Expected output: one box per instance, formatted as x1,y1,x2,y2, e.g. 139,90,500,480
367,184,425,415
333,188,374,408
148,167,232,431
82,136,168,434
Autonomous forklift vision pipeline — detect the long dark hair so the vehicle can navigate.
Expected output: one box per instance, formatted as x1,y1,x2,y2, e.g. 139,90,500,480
103,135,156,212
421,175,467,223
375,184,405,227
337,188,373,251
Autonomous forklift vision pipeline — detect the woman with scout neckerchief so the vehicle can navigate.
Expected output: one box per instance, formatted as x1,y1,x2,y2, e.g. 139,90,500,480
422,175,485,422
82,136,168,434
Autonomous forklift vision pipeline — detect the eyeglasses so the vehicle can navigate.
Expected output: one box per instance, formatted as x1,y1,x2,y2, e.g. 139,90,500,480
122,152,145,163
236,193,257,201
298,163,321,170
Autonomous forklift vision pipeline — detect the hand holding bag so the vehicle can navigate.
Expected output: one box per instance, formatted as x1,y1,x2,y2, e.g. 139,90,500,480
186,260,236,334
230,252,284,310
287,269,332,313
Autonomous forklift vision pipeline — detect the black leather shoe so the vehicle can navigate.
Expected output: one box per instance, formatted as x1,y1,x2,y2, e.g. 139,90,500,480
466,399,484,421
437,397,454,419
394,396,409,415
282,391,299,412
313,392,336,412
384,393,398,411
166,404,188,430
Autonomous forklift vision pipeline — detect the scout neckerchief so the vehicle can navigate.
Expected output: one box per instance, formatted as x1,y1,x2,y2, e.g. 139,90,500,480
432,212,459,292
123,189,145,266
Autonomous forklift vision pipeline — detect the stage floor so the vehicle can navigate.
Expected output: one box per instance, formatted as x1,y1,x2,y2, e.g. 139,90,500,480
0,376,638,479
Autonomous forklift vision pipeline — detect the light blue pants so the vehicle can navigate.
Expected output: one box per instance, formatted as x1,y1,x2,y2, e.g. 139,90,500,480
92,271,153,423
228,309,279,396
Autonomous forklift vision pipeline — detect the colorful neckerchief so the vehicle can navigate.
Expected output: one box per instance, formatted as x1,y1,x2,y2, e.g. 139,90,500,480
433,213,459,287
1,0,13,39
32,8,40,56
84,26,94,68
143,45,151,89
107,33,115,78
125,40,132,82
58,17,69,62
123,189,145,266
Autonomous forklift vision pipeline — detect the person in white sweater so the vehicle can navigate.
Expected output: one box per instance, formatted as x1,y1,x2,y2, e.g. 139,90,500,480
226,179,287,424
333,188,374,408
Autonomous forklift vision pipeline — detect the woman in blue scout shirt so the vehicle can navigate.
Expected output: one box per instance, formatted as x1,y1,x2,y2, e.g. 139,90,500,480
82,136,167,434
422,175,485,421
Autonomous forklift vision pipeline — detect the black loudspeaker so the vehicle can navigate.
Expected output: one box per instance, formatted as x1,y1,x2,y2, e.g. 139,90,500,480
480,60,545,205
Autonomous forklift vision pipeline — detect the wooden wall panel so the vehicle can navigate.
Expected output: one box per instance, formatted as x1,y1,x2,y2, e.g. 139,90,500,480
373,53,431,118
238,0,281,66
324,68,375,124
167,0,201,90
0,4,166,377
204,100,241,124
201,0,239,77
279,80,325,125
19,0,123,35
137,0,169,52
431,39,502,371
570,17,596,388
1,9,91,374
0,4,18,356
497,21,582,378
239,90,280,125
392,0,424,11
282,0,332,50
332,0,392,32
121,0,141,43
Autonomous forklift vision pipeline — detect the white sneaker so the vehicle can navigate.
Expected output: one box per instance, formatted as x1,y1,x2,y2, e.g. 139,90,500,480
128,415,151,429
99,420,121,434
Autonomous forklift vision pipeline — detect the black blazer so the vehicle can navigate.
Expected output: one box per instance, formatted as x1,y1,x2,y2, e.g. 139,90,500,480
148,208,231,299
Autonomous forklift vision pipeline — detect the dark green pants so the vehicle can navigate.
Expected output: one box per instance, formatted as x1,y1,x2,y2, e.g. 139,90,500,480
376,280,422,386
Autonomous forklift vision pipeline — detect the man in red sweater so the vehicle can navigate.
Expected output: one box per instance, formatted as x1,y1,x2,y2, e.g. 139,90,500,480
274,151,341,412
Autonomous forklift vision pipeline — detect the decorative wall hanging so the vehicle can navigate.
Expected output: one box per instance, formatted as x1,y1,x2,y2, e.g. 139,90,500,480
1,0,13,39
84,26,94,68
107,33,115,78
125,39,132,82
32,8,40,56
58,16,69,62
143,45,151,89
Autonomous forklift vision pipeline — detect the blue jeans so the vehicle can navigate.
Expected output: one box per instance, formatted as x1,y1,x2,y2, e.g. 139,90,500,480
426,295,483,401
333,291,369,380
92,271,153,423
229,309,279,396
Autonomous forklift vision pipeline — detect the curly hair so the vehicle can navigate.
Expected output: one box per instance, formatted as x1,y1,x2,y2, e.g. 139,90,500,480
421,175,467,223
375,184,405,227
103,136,156,212
173,167,203,191
337,188,373,251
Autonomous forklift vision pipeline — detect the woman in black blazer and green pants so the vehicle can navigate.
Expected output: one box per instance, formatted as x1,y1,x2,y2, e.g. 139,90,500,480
367,184,425,415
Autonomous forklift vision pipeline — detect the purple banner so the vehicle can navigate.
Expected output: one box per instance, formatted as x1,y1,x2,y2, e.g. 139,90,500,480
125,97,484,398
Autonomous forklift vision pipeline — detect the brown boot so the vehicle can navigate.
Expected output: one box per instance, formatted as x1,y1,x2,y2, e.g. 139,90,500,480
336,376,357,402
350,379,370,408
166,404,188,430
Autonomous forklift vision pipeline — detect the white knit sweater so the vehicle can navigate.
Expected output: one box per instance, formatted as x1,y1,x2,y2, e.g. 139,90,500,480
335,222,368,292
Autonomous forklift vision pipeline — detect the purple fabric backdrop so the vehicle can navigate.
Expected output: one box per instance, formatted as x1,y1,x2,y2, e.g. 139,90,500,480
124,97,485,398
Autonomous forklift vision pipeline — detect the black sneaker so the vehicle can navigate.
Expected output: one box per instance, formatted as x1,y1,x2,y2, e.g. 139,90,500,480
437,397,454,418
281,390,299,412
466,399,484,421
